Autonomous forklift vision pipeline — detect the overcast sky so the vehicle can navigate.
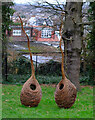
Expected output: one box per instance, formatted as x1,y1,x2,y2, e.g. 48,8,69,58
13,0,88,5
13,0,66,4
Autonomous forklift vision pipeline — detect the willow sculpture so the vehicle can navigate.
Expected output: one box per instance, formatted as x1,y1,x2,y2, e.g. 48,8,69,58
54,14,77,109
19,15,42,107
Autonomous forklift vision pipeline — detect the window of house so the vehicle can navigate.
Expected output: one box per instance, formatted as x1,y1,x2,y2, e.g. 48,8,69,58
13,30,21,36
41,28,52,38
25,30,30,36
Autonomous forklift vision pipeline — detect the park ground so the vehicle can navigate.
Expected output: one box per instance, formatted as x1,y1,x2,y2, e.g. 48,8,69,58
1,42,94,119
1,84,93,118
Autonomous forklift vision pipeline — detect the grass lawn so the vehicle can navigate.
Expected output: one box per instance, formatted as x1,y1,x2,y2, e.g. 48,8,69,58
8,41,59,53
2,84,93,118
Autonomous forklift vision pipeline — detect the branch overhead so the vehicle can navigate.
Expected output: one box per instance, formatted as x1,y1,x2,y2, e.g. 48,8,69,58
78,20,95,26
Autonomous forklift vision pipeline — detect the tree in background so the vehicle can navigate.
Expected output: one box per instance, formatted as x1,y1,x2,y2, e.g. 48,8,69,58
2,2,15,81
30,1,65,31
87,2,95,84
64,2,83,90
30,1,84,90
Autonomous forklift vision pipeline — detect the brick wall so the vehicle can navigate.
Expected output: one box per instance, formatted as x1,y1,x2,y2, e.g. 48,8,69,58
10,26,33,41
10,26,59,42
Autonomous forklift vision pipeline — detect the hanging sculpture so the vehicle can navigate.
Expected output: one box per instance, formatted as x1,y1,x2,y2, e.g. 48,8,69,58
19,15,42,107
54,13,77,109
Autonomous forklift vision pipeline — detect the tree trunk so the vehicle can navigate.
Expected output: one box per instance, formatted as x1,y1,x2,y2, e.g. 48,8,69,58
2,35,8,82
64,2,83,91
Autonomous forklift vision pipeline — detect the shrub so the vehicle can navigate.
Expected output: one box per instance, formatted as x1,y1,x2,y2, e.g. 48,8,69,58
80,74,94,85
4,74,61,85
37,60,61,76
7,56,31,75
3,74,31,84
36,75,61,84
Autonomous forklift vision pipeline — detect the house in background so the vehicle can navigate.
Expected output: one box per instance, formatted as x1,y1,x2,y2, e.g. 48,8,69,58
10,26,33,41
10,16,60,44
32,25,59,42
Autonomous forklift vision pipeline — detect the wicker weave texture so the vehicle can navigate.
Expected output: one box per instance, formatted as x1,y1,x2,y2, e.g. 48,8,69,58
55,78,77,109
20,76,42,107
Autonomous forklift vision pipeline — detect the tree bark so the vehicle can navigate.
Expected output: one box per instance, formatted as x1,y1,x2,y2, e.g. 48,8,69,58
2,35,8,82
64,2,83,91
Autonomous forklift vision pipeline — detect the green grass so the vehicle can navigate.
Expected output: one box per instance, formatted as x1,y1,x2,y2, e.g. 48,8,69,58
0,84,2,120
13,41,59,53
19,46,42,53
2,85,93,118
19,46,58,53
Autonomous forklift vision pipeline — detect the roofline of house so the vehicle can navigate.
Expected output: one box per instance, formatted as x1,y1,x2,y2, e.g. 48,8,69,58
28,25,53,28
10,25,53,29
10,26,33,28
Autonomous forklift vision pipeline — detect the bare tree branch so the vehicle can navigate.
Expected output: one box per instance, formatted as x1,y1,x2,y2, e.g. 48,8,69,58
29,1,65,13
78,20,95,26
62,36,73,41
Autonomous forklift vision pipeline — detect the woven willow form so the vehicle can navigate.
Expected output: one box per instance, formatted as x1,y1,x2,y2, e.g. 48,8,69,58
19,15,42,107
54,13,77,108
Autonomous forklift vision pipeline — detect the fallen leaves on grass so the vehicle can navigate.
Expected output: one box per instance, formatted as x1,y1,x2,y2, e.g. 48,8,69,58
2,93,4,95
5,100,9,102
